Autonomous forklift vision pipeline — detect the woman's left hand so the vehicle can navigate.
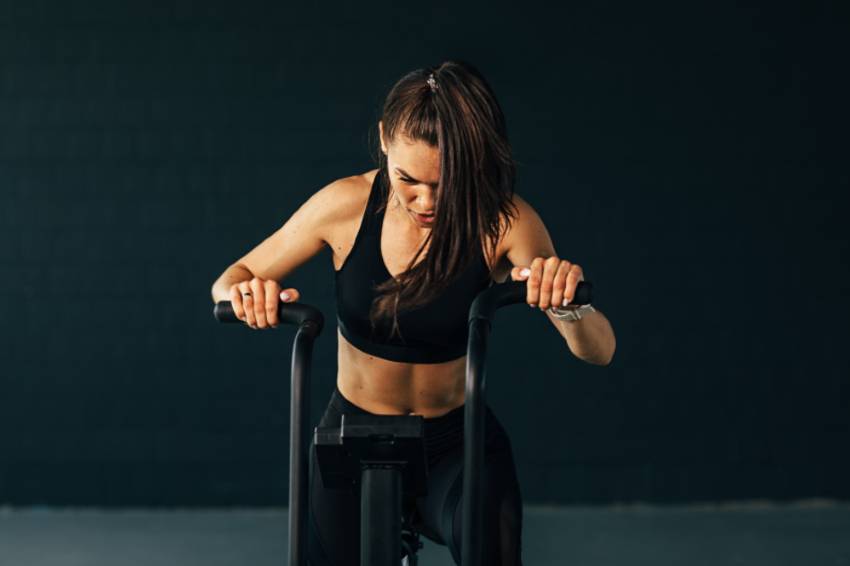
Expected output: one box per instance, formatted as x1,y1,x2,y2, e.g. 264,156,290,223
510,256,585,310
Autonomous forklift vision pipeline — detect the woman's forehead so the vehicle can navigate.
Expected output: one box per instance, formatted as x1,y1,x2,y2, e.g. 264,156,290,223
389,139,440,184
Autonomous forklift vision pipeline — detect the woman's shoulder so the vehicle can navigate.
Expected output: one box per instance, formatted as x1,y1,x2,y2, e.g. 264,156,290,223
316,169,375,215
318,169,378,242
480,191,528,277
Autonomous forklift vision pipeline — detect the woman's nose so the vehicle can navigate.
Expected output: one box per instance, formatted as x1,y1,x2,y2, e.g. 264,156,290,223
418,192,436,212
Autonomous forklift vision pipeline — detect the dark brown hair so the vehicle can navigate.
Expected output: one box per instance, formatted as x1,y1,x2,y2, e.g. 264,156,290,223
368,60,520,342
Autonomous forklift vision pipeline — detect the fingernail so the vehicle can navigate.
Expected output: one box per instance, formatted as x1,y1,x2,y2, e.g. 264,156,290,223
520,268,531,277
562,298,570,306
281,292,290,301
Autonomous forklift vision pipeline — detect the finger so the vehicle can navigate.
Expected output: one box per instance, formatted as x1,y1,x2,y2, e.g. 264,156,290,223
264,279,281,328
550,259,571,308
280,288,300,303
229,284,246,321
527,257,544,306
249,277,267,328
564,264,584,305
511,266,531,281
238,280,256,328
537,256,562,310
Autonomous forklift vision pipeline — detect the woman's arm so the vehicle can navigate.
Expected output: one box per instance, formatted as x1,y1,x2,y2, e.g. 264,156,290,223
211,263,256,303
502,194,616,366
210,176,356,303
544,307,616,366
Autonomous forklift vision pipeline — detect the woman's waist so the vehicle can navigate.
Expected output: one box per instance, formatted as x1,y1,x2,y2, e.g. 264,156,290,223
336,368,465,418
327,382,508,460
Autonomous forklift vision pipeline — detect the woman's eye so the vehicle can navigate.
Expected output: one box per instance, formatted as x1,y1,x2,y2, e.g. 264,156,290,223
400,177,416,184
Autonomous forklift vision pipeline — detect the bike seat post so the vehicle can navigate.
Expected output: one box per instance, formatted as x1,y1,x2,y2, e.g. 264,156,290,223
361,464,402,566
314,413,427,566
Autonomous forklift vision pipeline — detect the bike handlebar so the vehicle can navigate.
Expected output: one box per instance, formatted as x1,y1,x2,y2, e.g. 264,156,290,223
213,279,592,331
213,301,325,334
212,278,592,566
469,279,593,323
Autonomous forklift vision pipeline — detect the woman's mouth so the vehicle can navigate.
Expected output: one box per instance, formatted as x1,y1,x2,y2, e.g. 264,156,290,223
413,211,435,224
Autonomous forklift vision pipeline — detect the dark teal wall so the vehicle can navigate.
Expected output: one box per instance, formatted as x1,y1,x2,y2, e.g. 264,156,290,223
1,1,847,506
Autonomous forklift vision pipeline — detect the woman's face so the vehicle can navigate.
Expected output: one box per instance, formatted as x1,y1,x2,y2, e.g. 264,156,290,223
379,121,439,231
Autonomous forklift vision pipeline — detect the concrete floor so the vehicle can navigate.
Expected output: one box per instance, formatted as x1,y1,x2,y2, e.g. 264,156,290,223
1,500,848,566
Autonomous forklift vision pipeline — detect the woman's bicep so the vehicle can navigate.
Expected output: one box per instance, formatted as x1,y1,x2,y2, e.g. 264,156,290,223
503,194,557,269
231,180,345,283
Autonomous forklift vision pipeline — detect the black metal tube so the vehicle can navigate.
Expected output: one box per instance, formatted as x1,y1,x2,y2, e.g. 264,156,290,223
361,466,402,566
461,280,592,565
462,317,489,566
213,301,324,566
289,322,320,566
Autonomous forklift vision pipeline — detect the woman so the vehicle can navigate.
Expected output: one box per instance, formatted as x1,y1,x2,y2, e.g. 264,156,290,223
211,60,616,565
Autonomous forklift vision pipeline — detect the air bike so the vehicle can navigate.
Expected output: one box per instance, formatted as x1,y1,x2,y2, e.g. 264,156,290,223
214,279,593,565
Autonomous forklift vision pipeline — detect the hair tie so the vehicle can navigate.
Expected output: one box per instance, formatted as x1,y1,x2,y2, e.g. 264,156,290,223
426,72,439,93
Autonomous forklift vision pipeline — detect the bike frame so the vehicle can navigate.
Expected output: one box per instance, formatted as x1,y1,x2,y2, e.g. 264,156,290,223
214,279,592,565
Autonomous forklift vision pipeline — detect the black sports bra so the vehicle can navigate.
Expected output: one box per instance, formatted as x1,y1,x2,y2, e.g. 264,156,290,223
334,170,493,364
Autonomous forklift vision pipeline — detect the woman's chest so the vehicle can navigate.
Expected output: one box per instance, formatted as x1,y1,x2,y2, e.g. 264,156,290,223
330,210,511,282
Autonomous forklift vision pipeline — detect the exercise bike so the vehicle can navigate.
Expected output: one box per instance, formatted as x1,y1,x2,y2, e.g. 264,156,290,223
214,279,593,565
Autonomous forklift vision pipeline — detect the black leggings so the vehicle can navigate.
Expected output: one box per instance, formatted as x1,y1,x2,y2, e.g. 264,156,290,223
308,384,524,565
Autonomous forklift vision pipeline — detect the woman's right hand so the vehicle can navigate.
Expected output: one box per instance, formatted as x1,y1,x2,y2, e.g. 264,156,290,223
229,276,300,329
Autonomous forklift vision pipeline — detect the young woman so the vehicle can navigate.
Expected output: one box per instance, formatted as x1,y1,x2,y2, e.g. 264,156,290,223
211,60,616,566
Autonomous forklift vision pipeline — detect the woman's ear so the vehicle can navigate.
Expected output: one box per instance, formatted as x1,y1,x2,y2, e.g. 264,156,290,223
378,121,387,154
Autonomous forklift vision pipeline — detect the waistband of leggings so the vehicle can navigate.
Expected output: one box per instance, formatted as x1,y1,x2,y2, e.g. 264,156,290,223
331,383,469,425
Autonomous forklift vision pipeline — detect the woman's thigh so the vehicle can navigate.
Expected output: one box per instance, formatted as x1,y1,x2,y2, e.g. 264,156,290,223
308,390,523,566
307,394,362,566
307,440,361,566
415,409,524,565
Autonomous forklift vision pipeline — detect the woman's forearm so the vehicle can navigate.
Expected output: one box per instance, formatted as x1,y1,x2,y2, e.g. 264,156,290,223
210,263,254,303
546,308,616,365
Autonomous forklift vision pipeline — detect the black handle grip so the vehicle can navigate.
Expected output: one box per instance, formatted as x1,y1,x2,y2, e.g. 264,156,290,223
470,280,593,324
495,279,592,306
213,301,325,334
